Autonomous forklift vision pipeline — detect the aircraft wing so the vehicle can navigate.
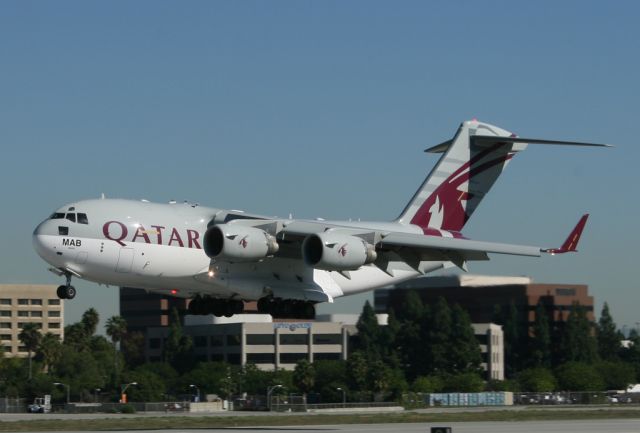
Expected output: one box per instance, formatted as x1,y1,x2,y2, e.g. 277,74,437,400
379,232,542,258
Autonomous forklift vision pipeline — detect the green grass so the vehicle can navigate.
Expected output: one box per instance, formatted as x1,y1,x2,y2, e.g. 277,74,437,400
1,409,640,431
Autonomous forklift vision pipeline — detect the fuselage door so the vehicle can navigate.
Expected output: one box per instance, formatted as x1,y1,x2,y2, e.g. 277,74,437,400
116,248,134,273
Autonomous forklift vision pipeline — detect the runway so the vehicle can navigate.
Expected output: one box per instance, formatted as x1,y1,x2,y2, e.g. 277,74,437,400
10,420,640,433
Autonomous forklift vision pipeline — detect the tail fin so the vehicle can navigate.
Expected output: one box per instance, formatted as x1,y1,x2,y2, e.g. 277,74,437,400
397,120,608,233
397,120,522,232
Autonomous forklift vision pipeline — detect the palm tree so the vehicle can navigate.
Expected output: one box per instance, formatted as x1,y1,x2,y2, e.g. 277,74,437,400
105,316,127,373
81,308,100,337
18,323,42,380
37,332,62,374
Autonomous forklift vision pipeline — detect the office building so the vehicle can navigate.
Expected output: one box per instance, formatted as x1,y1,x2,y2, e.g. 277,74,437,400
0,284,64,357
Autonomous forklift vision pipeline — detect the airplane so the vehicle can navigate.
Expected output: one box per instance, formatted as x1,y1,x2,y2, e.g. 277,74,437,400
32,120,608,319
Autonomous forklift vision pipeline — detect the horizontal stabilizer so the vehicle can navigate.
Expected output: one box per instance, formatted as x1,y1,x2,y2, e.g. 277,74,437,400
425,136,611,153
472,136,611,148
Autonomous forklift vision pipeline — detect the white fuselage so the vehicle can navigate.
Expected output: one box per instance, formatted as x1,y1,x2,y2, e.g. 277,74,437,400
33,198,441,303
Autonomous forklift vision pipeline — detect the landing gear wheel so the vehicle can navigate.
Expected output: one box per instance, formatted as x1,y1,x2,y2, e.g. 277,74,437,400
64,286,76,300
56,285,67,299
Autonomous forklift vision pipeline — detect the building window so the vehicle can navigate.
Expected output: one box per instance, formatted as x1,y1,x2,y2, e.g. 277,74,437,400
48,323,60,329
210,335,224,347
0,334,11,341
30,299,43,306
0,311,11,317
312,334,342,345
0,322,11,328
149,338,161,349
18,311,29,317
48,311,61,317
280,353,307,364
48,299,61,306
3,346,11,352
18,346,27,352
246,353,275,364
313,353,341,361
18,299,29,305
0,299,10,305
210,354,224,362
280,334,308,345
246,334,275,345
194,336,208,347
226,334,241,346
556,288,576,296
226,353,241,365
31,311,42,318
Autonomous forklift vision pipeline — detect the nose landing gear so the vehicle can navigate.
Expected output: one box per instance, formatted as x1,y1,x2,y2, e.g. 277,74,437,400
56,273,76,300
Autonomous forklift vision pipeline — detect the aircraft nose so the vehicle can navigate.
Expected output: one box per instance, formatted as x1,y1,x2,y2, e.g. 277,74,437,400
32,222,50,260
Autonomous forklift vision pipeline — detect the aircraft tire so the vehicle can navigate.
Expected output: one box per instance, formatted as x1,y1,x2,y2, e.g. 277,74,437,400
56,285,68,299
257,297,272,314
232,300,244,314
65,286,76,300
302,303,315,320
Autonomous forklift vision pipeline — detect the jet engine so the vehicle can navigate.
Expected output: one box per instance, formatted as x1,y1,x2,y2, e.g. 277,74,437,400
302,232,377,271
203,224,279,262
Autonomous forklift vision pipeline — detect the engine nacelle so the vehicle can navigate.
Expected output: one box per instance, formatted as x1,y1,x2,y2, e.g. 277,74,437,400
302,232,377,271
203,224,279,262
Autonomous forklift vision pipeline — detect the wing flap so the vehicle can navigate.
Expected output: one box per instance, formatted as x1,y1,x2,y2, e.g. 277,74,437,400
380,232,542,259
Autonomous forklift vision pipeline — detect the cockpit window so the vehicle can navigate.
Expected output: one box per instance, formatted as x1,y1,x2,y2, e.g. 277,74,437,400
77,213,88,224
66,213,76,223
50,213,65,220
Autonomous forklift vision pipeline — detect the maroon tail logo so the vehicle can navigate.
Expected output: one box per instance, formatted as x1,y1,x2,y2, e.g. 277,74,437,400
337,244,348,257
411,144,513,232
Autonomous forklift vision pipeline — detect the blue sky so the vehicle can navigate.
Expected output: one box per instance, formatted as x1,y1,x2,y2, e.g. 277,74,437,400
1,1,638,332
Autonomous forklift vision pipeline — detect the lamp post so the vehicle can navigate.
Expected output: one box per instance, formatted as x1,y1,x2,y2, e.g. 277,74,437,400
266,384,283,410
120,382,138,403
53,382,70,405
94,388,101,403
189,384,201,402
336,387,346,408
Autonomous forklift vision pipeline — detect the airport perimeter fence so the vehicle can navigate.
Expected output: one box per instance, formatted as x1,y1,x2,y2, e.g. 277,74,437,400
0,397,26,413
515,391,640,405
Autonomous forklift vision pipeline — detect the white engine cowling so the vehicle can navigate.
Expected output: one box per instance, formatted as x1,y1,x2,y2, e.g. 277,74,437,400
302,232,377,271
203,224,279,262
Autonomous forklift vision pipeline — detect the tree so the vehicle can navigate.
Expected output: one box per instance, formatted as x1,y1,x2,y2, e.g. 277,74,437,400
448,304,482,373
517,367,557,392
530,302,552,368
597,302,621,361
397,298,428,379
293,359,315,397
121,331,146,368
36,333,62,374
105,315,127,381
500,300,524,376
424,297,452,374
354,301,381,359
441,372,484,392
162,308,194,372
18,323,41,380
559,303,598,364
63,323,91,352
555,362,604,391
81,308,100,337
346,351,368,392
313,360,348,403
594,361,636,390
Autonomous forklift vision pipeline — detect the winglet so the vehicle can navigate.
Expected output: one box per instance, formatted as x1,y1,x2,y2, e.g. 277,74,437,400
543,214,589,254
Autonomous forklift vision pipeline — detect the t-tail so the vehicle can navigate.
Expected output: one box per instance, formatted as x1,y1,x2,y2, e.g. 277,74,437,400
396,119,609,235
